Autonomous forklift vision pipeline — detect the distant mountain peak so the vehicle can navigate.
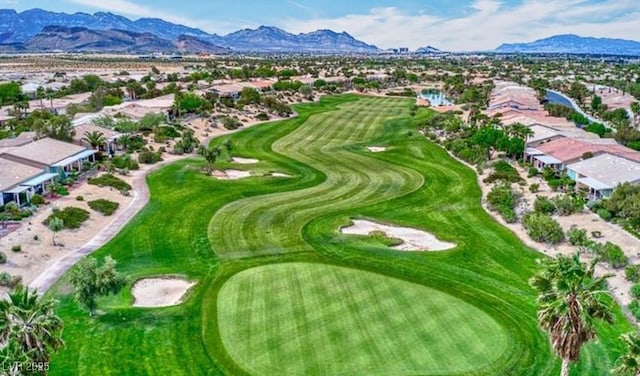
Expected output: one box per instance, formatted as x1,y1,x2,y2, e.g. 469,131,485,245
0,7,379,52
495,34,640,56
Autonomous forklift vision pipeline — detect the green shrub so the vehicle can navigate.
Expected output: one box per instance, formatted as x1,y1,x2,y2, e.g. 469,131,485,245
11,245,21,253
486,182,519,222
88,199,119,216
30,194,46,206
534,196,556,214
567,226,588,246
88,174,132,192
0,251,6,264
56,185,69,196
522,213,565,244
44,207,90,229
0,271,20,288
527,167,539,178
529,183,540,193
76,195,84,201
112,154,140,170
138,150,163,165
631,284,640,299
626,265,640,282
551,194,584,216
548,179,563,192
629,300,640,320
597,209,612,221
483,160,523,183
589,241,628,268
256,112,270,121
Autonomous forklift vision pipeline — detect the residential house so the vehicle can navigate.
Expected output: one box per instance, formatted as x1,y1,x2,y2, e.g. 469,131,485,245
0,155,56,206
566,153,640,199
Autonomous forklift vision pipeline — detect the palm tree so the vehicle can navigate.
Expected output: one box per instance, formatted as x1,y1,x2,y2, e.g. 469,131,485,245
82,130,106,150
613,332,640,376
529,254,614,376
0,285,65,365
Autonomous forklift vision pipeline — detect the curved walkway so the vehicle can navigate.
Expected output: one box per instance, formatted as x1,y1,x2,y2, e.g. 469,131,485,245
28,158,178,293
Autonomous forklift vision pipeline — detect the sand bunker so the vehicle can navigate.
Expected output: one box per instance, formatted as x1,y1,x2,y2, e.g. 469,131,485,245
232,157,259,164
132,277,195,308
367,146,387,152
213,169,252,180
341,219,456,251
271,172,291,177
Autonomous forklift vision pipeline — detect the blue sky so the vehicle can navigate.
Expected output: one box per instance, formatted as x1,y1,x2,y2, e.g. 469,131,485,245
1,0,639,50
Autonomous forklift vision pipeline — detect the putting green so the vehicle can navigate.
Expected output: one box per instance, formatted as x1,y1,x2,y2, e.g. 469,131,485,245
217,262,508,376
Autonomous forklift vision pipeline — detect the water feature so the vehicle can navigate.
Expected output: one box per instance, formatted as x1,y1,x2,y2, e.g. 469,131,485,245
418,89,453,106
544,90,573,107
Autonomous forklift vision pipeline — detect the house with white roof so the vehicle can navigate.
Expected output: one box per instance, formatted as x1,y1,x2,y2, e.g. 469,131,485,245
566,153,640,199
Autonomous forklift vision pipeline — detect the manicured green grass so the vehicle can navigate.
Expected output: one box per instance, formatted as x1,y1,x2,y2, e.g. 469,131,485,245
47,95,633,375
218,262,508,375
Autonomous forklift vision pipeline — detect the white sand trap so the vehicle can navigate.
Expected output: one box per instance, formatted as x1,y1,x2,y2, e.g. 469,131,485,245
271,172,291,177
132,277,195,308
232,157,259,164
213,169,252,180
341,219,456,251
367,146,387,152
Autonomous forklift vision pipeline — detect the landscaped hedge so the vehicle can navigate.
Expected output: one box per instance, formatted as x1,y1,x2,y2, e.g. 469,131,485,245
44,207,90,229
88,199,119,216
88,174,132,192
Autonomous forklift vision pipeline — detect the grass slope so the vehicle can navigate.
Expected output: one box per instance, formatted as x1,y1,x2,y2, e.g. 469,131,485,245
47,95,632,375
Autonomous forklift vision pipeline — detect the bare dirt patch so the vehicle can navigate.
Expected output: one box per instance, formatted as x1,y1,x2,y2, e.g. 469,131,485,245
341,219,456,251
131,277,195,308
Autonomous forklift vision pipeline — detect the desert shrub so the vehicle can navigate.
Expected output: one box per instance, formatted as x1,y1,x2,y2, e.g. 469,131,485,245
597,209,612,221
112,154,140,170
631,284,640,299
483,160,523,184
542,167,557,181
76,196,84,201
534,196,556,214
548,179,563,192
527,167,539,178
256,112,270,121
551,195,584,216
221,116,242,130
138,150,163,165
0,251,6,264
30,194,46,206
522,213,565,244
44,207,90,229
11,245,21,253
0,271,21,288
529,183,540,193
56,185,69,196
589,241,628,268
626,265,640,282
88,174,132,191
88,199,119,216
486,182,519,222
567,226,588,247
629,300,640,320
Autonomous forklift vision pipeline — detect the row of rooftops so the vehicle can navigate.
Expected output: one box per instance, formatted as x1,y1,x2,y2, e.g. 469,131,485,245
489,81,640,195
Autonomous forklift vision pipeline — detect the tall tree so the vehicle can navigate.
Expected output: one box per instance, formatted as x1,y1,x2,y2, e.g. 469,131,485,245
0,285,64,367
82,130,106,150
48,217,64,246
613,332,640,376
69,256,126,316
529,254,614,376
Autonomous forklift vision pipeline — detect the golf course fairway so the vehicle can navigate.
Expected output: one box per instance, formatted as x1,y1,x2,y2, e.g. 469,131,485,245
47,95,632,375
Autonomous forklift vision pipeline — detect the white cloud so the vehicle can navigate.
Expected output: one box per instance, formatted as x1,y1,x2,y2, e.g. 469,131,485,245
280,0,640,51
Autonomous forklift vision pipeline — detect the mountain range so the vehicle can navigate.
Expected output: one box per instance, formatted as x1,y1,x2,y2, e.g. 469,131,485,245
0,8,378,53
495,34,640,56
